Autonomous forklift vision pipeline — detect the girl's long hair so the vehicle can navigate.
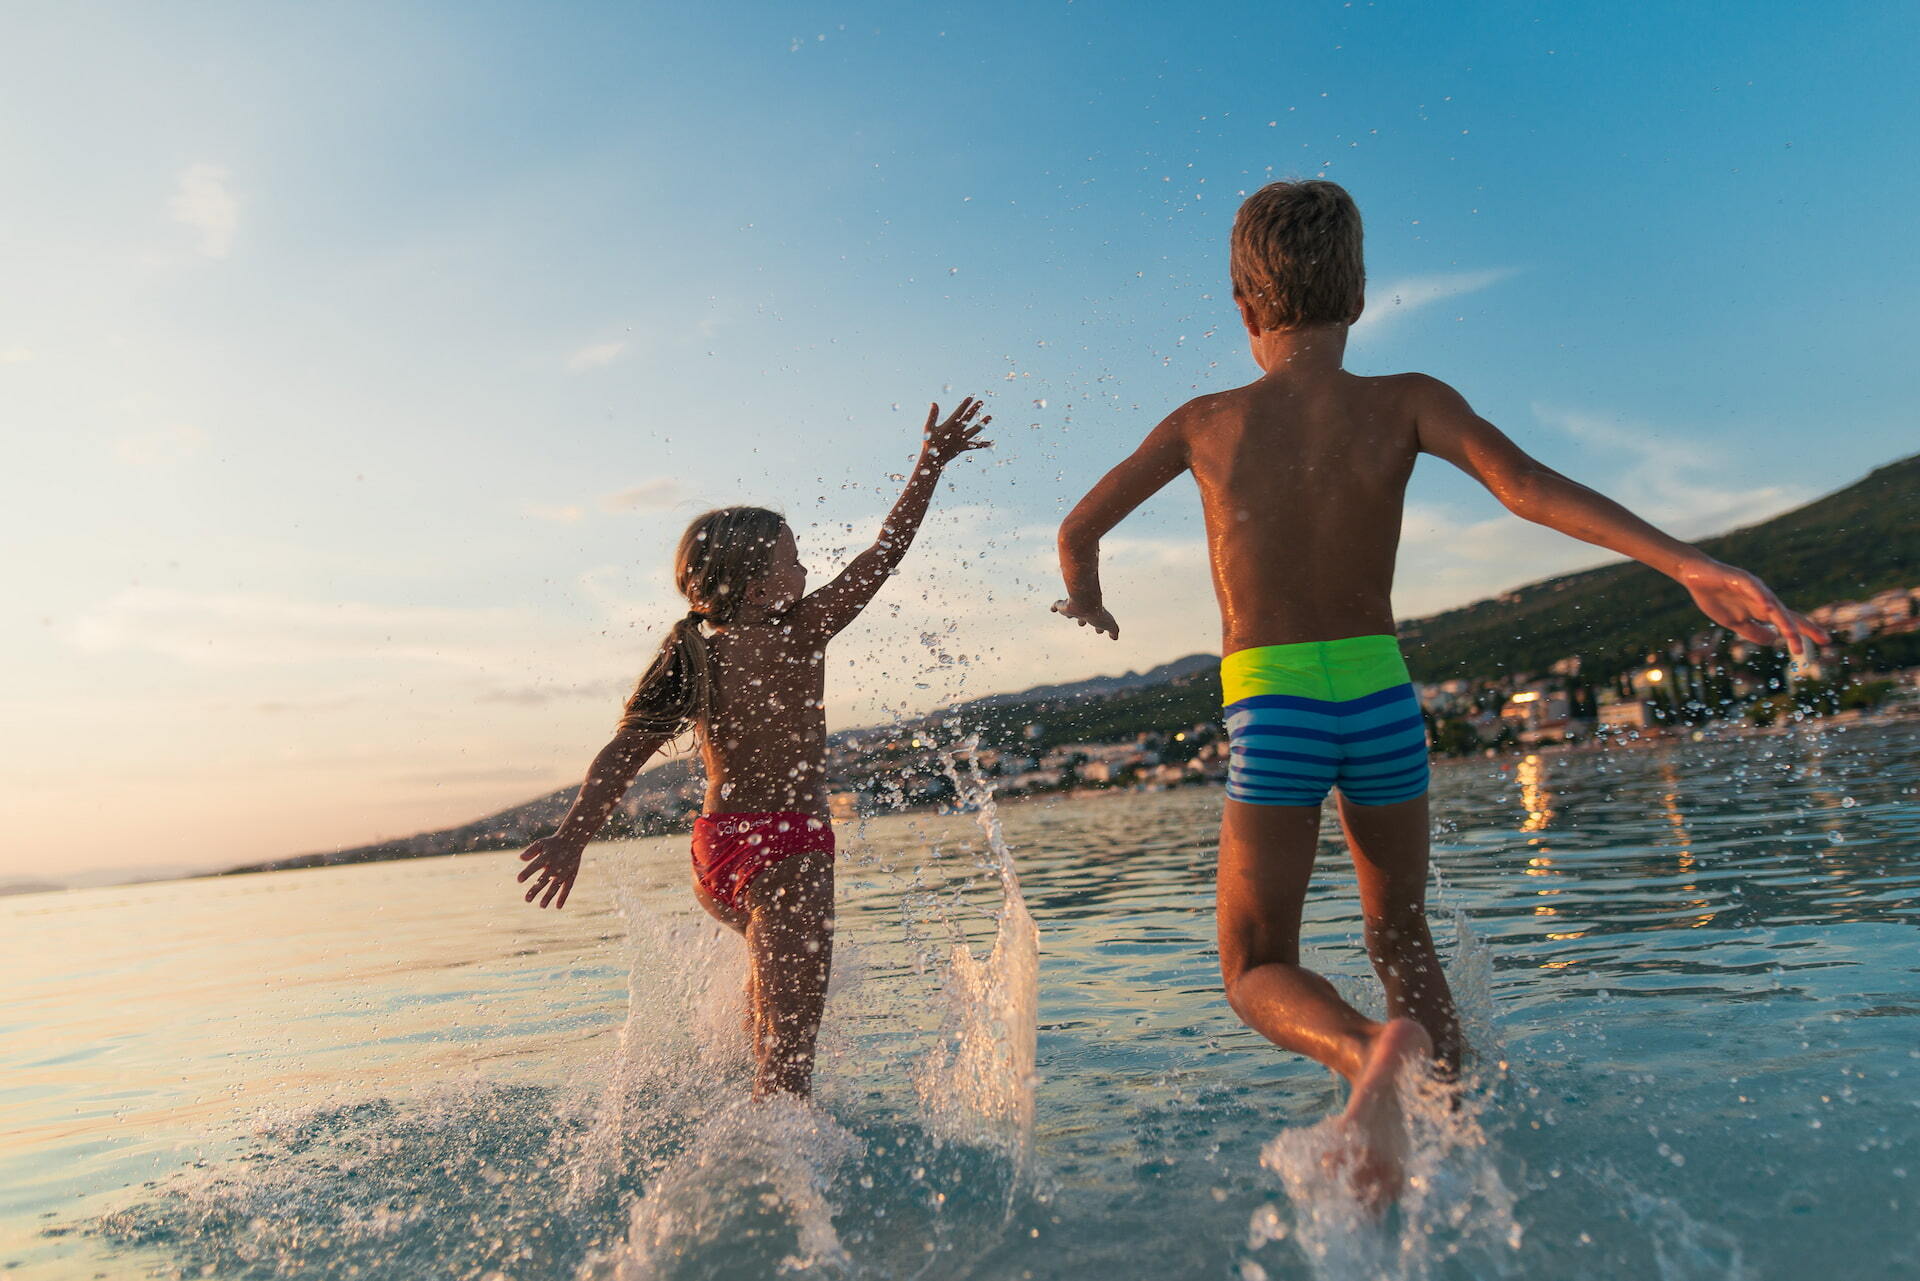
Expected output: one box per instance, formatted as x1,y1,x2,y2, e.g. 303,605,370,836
616,506,789,738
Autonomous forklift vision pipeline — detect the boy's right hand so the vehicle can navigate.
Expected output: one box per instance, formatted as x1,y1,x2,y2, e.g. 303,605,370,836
1052,597,1120,639
1676,557,1829,660
517,837,583,909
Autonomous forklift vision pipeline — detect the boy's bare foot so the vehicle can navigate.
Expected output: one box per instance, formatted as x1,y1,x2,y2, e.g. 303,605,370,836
1337,1017,1432,1208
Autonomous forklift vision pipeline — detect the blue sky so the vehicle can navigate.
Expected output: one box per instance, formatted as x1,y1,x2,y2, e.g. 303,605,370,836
4,1,1916,879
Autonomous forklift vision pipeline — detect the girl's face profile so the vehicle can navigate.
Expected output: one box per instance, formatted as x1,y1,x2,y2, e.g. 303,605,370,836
758,525,807,612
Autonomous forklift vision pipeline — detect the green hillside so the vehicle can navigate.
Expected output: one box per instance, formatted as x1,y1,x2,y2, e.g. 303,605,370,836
961,666,1226,753
1398,452,1920,683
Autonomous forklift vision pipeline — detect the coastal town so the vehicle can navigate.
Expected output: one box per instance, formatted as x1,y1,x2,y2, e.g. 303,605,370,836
239,579,1920,872
796,582,1920,818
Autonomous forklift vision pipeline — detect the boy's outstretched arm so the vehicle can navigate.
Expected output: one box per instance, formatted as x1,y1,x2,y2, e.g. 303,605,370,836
1412,377,1829,658
790,397,991,642
1054,412,1191,640
517,726,670,909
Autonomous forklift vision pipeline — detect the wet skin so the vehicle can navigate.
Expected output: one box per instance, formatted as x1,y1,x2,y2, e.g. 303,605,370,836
1055,307,1828,1196
517,399,991,1095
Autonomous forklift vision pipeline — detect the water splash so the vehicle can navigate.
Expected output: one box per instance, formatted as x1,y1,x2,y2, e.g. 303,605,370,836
583,1094,864,1280
912,741,1040,1187
1244,908,1523,1280
563,895,751,1208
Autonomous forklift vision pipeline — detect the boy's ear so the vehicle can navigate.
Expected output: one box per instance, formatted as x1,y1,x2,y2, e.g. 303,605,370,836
1235,293,1262,339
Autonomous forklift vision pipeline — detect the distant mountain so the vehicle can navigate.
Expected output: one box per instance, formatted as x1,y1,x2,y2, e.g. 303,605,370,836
225,451,1918,878
957,653,1216,709
220,656,1221,876
1,879,65,897
1398,451,1920,682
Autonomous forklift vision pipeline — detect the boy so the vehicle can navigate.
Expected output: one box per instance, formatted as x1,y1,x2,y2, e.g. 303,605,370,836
1052,180,1825,1197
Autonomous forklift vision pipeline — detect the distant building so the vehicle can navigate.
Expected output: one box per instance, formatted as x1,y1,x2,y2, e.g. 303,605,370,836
1598,699,1655,730
1418,679,1471,714
1500,685,1570,729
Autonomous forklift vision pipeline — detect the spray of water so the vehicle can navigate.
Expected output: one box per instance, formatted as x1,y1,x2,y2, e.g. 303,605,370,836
911,740,1040,1189
1243,911,1524,1281
582,1094,864,1280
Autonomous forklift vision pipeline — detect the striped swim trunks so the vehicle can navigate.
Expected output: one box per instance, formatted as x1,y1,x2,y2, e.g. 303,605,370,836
1222,634,1430,807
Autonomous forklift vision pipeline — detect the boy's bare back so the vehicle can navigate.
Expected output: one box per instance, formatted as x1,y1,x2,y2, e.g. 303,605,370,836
1052,176,1826,1203
1177,367,1428,653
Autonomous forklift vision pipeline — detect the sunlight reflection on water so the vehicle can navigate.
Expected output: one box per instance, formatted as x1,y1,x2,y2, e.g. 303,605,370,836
3,721,1916,1279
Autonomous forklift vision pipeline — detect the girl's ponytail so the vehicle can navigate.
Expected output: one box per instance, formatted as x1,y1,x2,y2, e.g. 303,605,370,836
616,611,713,737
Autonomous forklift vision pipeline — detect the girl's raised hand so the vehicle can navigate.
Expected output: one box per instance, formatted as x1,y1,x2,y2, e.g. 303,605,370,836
922,398,992,465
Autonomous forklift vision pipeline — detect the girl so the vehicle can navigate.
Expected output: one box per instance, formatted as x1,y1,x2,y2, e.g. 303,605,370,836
516,398,990,1096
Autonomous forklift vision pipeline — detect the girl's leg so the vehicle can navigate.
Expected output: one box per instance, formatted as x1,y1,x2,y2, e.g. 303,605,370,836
740,850,835,1097
690,876,756,1039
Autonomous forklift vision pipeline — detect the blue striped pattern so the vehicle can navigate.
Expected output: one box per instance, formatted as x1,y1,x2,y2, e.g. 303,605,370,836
1225,682,1430,807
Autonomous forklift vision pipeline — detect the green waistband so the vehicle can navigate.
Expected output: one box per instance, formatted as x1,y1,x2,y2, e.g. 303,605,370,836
1221,635,1411,704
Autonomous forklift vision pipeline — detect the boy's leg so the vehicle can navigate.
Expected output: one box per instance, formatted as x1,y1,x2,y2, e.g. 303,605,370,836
1218,796,1433,1205
1334,791,1462,1071
1217,798,1390,1080
740,850,835,1097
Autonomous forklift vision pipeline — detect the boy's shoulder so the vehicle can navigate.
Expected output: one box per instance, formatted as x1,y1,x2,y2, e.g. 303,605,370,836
1174,370,1458,414
1367,369,1463,405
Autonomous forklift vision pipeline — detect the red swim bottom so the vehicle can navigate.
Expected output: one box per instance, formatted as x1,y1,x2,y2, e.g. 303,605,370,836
690,811,835,912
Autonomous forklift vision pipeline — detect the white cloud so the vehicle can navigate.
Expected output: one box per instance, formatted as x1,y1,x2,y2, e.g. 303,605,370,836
566,340,627,371
70,588,544,671
522,502,586,523
519,479,695,524
1531,404,1805,539
1393,406,1811,617
601,478,691,512
1395,503,1601,618
1351,268,1518,342
113,423,207,466
169,163,239,259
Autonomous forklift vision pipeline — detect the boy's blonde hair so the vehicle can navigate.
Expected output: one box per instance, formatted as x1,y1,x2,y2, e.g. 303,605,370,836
1230,180,1365,331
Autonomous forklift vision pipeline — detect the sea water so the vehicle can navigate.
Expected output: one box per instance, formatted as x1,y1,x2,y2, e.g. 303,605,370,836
3,722,1917,1279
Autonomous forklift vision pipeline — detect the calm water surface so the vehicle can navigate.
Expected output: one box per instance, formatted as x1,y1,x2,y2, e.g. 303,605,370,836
4,722,1918,1279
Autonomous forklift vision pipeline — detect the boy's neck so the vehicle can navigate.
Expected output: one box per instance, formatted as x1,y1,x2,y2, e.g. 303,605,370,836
1248,323,1348,377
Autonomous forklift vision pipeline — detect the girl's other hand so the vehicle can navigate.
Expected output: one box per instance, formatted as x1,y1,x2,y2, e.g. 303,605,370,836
517,837,582,909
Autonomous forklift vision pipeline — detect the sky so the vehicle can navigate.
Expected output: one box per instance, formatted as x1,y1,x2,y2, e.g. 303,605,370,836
4,1,1916,882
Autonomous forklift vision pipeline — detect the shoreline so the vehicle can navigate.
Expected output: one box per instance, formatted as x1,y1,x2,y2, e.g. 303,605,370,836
12,709,1913,902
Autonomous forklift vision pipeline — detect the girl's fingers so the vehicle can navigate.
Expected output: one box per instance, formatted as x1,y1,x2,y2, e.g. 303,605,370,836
925,403,940,432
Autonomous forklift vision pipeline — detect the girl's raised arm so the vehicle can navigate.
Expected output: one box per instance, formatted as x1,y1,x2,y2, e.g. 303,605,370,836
789,397,990,642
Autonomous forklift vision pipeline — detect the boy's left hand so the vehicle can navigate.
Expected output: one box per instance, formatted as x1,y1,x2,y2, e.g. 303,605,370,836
922,398,992,465
1677,558,1829,660
1052,597,1120,639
